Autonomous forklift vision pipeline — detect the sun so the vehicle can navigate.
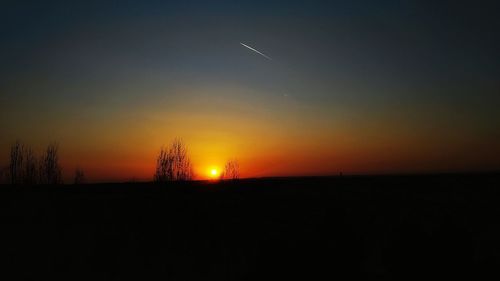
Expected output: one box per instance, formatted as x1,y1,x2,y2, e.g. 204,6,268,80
208,168,220,179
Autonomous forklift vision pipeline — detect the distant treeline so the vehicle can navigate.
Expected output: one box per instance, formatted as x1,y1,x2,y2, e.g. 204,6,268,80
1,138,240,185
6,141,63,185
1,140,87,185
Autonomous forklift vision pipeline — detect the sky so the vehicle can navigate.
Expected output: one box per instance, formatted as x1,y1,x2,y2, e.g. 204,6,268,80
1,0,499,182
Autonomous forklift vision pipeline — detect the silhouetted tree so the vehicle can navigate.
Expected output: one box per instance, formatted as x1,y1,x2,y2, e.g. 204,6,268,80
223,159,240,180
9,140,24,184
40,143,62,184
154,138,193,182
74,167,85,184
23,147,38,185
154,147,170,183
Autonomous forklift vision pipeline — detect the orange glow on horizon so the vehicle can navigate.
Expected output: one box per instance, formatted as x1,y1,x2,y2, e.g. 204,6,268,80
4,84,498,184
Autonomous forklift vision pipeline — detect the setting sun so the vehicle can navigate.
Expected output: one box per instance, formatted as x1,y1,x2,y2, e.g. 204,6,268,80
209,168,220,179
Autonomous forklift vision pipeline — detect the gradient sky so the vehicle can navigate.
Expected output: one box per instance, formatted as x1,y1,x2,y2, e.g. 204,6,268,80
1,0,499,182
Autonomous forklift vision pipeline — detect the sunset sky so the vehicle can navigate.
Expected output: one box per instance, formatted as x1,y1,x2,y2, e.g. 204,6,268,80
1,1,499,182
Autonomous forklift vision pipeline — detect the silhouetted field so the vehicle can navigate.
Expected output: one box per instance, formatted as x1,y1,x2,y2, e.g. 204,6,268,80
1,174,499,280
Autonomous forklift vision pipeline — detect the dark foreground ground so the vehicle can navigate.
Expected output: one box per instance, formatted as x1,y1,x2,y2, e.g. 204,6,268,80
1,174,500,280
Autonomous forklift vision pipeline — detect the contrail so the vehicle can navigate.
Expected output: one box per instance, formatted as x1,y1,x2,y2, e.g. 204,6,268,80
240,42,272,60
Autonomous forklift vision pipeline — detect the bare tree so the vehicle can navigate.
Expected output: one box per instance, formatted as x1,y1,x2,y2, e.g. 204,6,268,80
40,143,62,184
23,147,38,185
74,167,85,184
9,140,24,184
223,159,240,180
170,138,193,181
154,147,170,183
154,138,193,182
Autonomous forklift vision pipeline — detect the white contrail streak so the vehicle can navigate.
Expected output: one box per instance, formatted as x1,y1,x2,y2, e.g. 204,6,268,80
240,42,272,60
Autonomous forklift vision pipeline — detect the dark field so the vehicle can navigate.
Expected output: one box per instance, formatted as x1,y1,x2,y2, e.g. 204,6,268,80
1,174,500,280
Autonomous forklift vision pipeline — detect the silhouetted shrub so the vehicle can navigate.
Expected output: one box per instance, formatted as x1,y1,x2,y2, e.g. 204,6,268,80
154,138,193,182
223,159,240,180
